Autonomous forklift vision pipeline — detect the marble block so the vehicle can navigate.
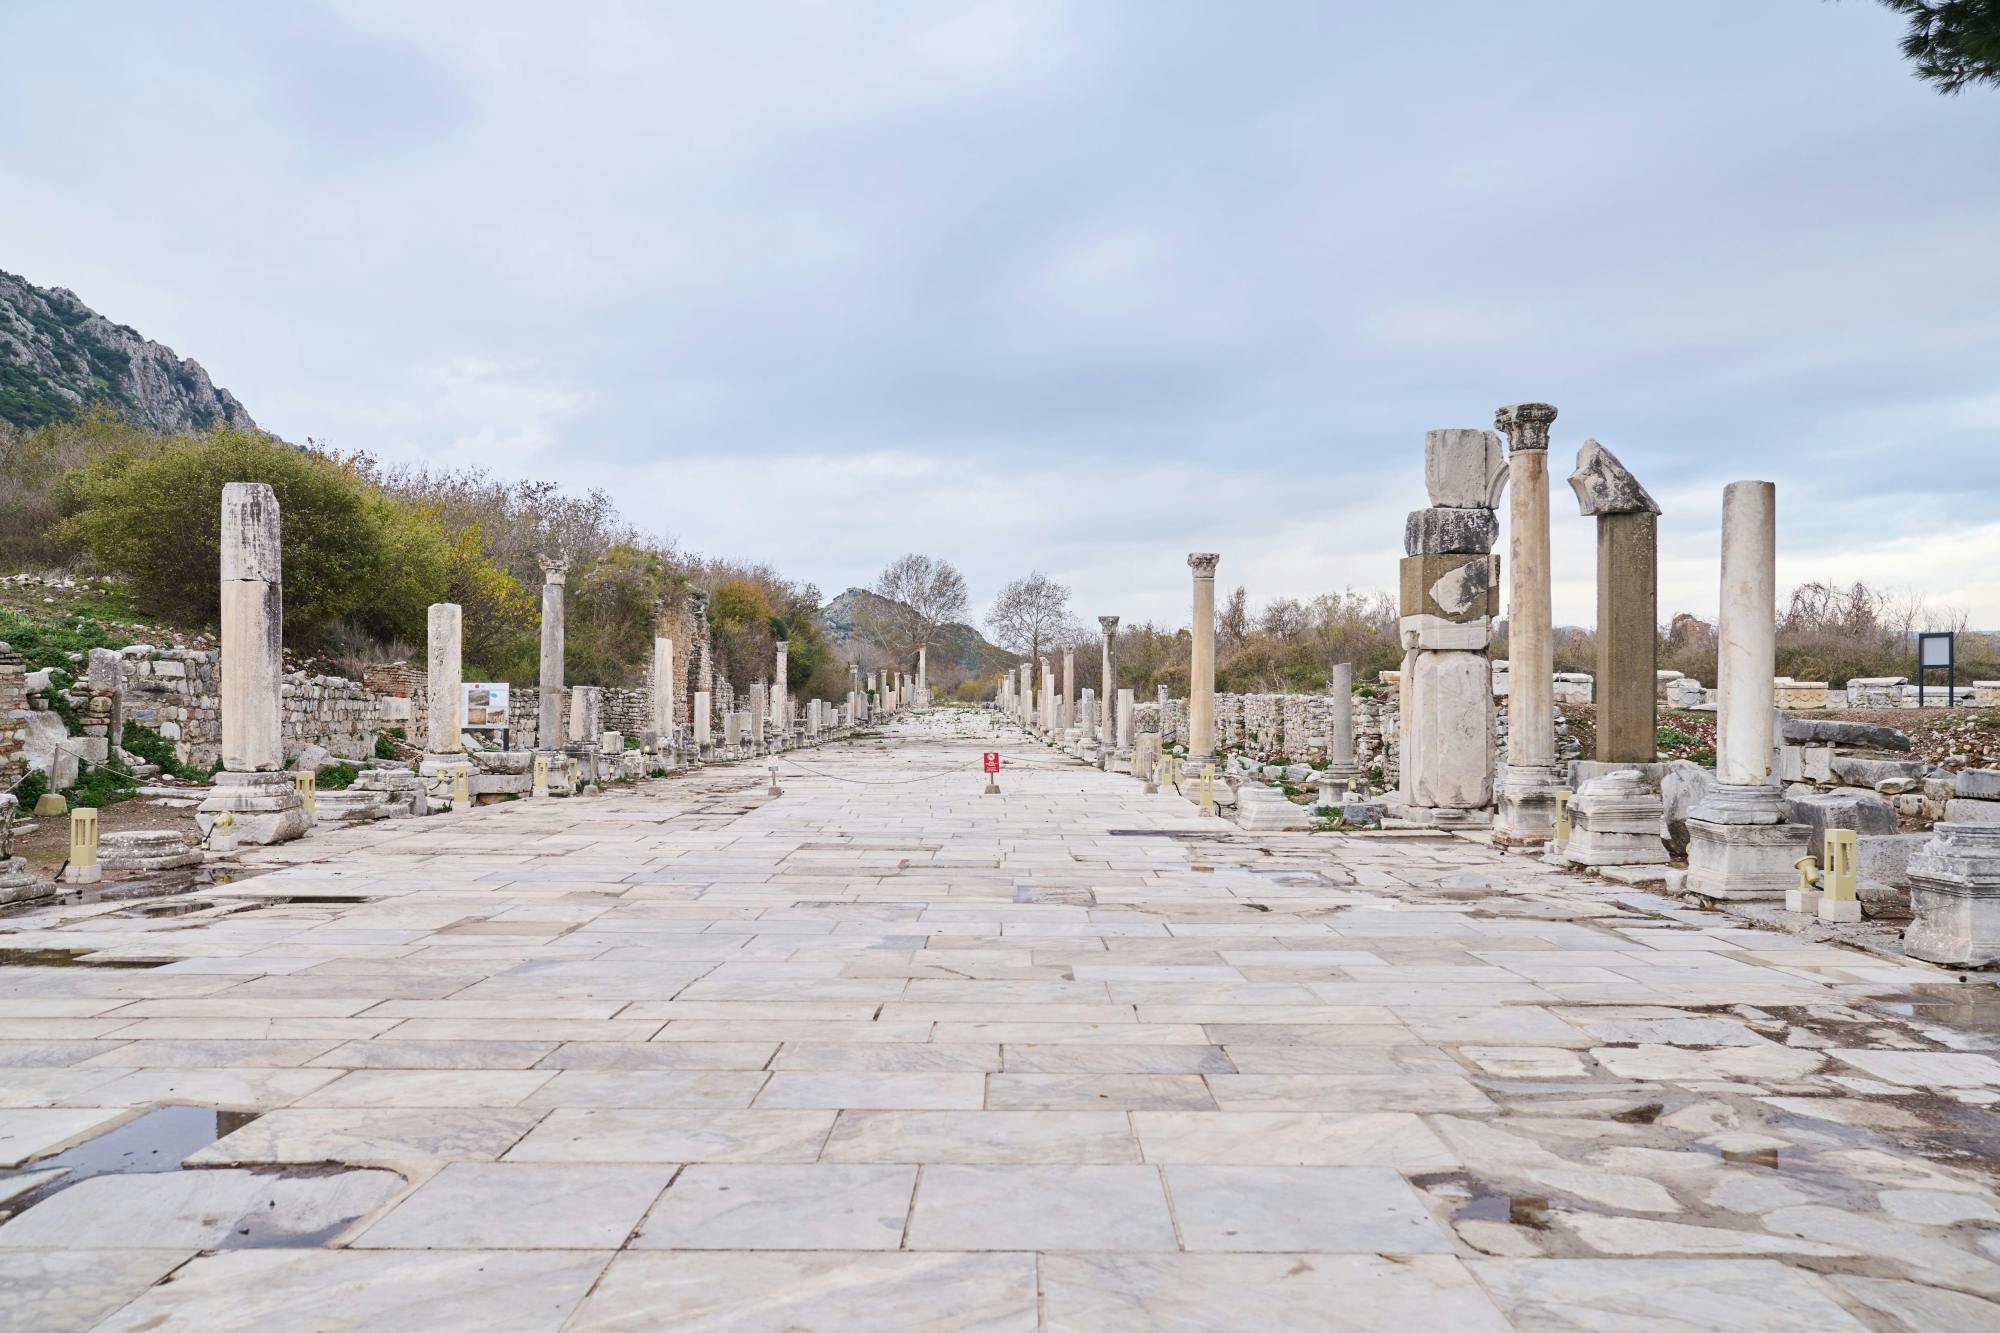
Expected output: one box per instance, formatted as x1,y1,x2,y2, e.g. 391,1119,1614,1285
1424,427,1508,509
1405,649,1494,811
1563,769,1668,867
1401,554,1500,622
1404,507,1499,556
1233,784,1313,831
196,771,308,846
1905,823,2000,967
1684,818,1811,901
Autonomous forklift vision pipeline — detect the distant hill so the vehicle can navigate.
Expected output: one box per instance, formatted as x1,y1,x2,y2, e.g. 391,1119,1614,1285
822,587,1018,678
0,269,257,433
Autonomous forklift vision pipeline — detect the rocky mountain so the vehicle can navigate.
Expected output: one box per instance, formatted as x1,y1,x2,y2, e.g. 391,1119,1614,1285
0,269,257,433
822,587,1019,679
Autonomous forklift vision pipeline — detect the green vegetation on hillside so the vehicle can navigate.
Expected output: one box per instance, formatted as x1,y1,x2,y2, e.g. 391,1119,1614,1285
0,408,849,702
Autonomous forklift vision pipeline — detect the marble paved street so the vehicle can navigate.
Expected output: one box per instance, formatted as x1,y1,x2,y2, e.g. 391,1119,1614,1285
3,710,2000,1329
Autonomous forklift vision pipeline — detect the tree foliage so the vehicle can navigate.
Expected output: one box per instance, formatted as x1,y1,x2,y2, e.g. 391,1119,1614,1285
985,571,1079,665
1874,0,2000,93
866,553,968,662
55,429,442,639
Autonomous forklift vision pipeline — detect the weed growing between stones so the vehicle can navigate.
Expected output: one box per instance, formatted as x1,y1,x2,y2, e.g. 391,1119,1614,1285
67,759,137,808
120,722,212,781
318,763,359,790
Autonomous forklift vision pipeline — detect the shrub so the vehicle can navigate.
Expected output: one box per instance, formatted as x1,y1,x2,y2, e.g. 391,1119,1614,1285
119,721,208,780
0,609,123,674
67,760,137,808
373,734,398,760
11,769,48,812
56,429,419,640
318,762,359,790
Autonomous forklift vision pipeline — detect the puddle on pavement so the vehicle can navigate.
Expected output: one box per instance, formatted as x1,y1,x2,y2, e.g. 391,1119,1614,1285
1611,1102,1666,1125
0,949,170,969
0,1105,392,1247
118,899,214,918
1878,983,2000,1036
1451,1192,1552,1230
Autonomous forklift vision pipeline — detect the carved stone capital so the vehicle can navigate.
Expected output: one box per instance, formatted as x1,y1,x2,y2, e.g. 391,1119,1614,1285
1187,553,1221,578
1568,438,1661,516
1495,402,1558,453
1098,615,1120,634
537,552,569,584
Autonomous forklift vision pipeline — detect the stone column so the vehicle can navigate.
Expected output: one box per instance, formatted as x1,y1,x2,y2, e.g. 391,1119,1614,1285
1716,483,1777,791
536,555,567,749
1116,688,1135,766
1187,554,1219,764
1563,440,1669,868
916,645,928,709
652,636,674,748
773,642,789,742
1392,427,1504,827
566,685,603,781
1686,481,1808,898
425,604,464,757
198,482,306,844
1570,439,1661,764
1019,663,1033,726
1061,647,1076,735
1329,662,1359,781
1080,687,1097,743
751,679,767,750
1098,616,1119,762
1495,402,1561,847
694,690,712,753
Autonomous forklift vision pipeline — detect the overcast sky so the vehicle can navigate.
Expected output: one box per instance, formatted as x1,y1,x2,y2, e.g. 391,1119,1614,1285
4,1,1996,634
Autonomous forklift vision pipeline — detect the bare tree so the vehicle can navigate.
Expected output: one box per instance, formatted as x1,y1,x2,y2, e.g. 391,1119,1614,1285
865,553,969,662
1218,585,1250,651
986,571,1078,665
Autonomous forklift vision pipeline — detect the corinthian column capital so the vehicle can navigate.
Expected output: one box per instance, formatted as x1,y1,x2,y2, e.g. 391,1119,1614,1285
1495,402,1557,453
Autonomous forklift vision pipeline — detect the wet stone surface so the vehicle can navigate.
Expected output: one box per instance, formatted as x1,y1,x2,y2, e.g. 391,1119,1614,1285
0,709,1996,1328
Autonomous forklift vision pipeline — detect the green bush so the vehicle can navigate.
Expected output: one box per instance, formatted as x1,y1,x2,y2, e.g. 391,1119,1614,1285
42,681,82,737
11,769,48,812
318,762,359,790
119,720,208,780
66,760,137,809
373,734,399,760
55,428,447,642
0,610,124,675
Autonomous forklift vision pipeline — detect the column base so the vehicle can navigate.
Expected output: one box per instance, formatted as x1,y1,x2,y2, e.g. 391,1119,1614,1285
1387,804,1493,829
1233,784,1314,831
197,771,308,846
1562,769,1669,868
1688,782,1787,825
0,858,55,905
1494,763,1565,846
1684,817,1810,900
1905,825,2000,966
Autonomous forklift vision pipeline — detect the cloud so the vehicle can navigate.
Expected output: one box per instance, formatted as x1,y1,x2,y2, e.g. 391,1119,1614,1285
2,0,1996,628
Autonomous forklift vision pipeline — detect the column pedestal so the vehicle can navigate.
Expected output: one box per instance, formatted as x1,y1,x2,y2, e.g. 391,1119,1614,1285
199,771,311,845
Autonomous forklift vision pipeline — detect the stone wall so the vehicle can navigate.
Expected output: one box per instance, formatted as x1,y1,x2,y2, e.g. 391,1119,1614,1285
0,645,26,788
119,648,387,767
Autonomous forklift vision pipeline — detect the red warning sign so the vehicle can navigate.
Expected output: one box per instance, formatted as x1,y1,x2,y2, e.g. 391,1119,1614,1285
982,752,1001,774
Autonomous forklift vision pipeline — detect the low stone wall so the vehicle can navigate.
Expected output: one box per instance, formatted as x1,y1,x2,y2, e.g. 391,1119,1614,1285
0,645,26,787
119,648,387,767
